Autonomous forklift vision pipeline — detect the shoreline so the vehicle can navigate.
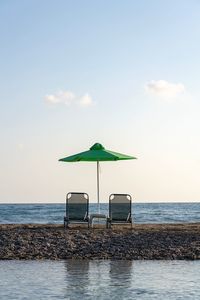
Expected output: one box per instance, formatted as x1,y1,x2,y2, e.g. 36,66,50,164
0,223,200,260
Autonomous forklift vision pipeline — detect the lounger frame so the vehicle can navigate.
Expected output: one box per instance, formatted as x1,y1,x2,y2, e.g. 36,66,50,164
107,193,133,228
64,192,89,229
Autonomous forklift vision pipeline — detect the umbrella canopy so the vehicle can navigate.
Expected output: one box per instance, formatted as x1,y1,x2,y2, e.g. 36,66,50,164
59,143,137,212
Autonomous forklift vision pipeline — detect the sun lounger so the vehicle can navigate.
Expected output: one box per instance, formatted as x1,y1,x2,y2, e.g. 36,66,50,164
64,192,89,228
107,194,132,228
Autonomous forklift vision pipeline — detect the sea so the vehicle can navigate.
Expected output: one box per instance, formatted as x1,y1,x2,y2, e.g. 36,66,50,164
0,202,200,300
0,202,200,224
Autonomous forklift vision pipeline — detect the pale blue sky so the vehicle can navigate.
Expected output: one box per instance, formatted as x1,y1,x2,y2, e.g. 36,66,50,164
1,0,200,202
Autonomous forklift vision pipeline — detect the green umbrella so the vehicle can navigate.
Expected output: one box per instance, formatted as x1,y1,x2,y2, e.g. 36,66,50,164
59,143,137,212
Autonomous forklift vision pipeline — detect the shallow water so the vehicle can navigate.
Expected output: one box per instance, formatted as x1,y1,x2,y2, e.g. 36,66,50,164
0,260,200,299
0,202,200,224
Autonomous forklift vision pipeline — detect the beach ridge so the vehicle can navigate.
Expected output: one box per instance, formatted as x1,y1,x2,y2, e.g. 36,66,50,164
0,223,200,260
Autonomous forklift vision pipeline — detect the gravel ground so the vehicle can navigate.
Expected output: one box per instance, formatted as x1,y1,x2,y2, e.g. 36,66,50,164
0,223,200,260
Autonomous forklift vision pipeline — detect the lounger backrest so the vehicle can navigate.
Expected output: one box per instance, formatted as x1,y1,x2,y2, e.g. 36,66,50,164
66,192,89,221
109,194,132,221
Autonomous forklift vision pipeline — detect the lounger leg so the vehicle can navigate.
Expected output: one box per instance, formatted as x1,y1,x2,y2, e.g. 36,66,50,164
131,217,133,229
64,217,68,229
90,217,93,229
64,219,69,229
106,219,110,229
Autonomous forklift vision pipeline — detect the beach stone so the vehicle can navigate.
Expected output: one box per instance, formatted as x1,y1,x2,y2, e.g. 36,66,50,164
0,224,200,260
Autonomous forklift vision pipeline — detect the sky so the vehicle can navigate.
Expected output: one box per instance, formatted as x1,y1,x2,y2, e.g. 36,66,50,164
1,0,200,203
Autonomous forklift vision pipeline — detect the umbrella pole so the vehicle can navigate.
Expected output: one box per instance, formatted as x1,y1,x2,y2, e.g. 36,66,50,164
97,161,100,213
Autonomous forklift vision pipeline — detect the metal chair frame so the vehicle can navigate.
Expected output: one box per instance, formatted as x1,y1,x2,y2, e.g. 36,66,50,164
107,193,133,228
64,192,89,229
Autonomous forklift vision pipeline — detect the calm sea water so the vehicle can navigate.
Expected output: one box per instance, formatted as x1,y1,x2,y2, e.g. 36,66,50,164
0,260,200,299
0,202,200,224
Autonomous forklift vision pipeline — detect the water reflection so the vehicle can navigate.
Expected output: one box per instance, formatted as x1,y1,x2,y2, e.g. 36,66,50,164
0,260,200,299
64,260,133,299
64,260,90,298
108,261,133,299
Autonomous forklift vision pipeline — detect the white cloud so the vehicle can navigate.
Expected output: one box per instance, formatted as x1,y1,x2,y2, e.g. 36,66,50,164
44,90,93,107
145,80,185,98
79,93,93,107
44,94,61,104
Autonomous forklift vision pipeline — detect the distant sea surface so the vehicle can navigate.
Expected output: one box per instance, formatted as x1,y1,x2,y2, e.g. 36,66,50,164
0,202,200,224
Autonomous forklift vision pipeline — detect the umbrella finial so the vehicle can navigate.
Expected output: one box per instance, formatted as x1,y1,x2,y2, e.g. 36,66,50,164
90,143,105,150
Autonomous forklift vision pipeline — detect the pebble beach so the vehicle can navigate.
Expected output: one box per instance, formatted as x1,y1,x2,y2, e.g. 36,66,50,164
0,223,200,260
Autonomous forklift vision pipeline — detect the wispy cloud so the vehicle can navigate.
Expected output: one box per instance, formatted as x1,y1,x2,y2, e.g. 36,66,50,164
44,90,93,107
145,80,185,98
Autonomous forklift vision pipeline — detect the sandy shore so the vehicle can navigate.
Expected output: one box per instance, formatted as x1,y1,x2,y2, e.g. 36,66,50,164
0,223,200,260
